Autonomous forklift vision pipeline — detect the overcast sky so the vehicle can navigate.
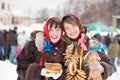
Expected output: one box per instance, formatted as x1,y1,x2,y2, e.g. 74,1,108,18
12,0,66,15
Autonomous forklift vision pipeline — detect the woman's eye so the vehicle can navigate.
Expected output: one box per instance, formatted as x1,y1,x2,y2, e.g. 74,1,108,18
65,27,69,30
49,28,54,32
56,29,61,31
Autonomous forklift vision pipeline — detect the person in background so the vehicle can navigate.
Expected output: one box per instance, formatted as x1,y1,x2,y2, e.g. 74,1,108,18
117,34,120,45
92,34,104,51
109,33,114,42
107,36,120,72
4,30,10,60
116,34,120,70
101,36,108,55
17,31,28,49
9,27,18,64
16,30,28,58
61,14,113,80
0,30,5,60
105,34,111,48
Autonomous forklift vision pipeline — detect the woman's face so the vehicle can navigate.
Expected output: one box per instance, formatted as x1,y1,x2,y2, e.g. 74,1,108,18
49,24,62,43
64,22,80,39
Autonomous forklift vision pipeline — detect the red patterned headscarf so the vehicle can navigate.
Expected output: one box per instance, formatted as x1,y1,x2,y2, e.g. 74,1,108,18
43,17,63,44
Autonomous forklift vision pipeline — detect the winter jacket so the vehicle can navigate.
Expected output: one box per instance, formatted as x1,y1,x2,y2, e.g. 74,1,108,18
25,39,66,80
62,34,114,80
16,30,43,80
9,30,17,46
16,41,41,80
107,42,120,58
0,30,4,46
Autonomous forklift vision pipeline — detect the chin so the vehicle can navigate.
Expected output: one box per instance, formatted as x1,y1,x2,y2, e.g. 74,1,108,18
50,37,60,43
51,39,59,43
69,34,78,39
71,36,78,39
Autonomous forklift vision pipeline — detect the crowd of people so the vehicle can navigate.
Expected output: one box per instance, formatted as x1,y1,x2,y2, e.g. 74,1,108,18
0,27,28,64
0,14,120,80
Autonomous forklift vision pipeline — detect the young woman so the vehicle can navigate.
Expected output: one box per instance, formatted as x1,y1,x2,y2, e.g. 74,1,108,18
61,14,114,80
25,17,66,80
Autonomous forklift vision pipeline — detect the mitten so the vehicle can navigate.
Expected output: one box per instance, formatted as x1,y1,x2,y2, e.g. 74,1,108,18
41,68,54,77
89,61,104,73
41,68,63,79
52,69,63,79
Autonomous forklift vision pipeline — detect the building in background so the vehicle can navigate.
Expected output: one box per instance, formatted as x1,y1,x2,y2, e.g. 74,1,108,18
112,15,120,29
0,0,41,26
12,16,39,26
0,0,12,25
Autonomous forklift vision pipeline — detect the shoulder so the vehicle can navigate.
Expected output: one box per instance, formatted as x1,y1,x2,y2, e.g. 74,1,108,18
62,34,72,45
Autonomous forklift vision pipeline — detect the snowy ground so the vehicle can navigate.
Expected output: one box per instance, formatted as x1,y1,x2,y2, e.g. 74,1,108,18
0,59,120,80
0,60,17,80
107,57,120,80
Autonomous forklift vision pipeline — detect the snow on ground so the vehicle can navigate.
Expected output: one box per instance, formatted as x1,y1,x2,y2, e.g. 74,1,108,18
0,58,120,80
0,60,17,80
107,57,120,80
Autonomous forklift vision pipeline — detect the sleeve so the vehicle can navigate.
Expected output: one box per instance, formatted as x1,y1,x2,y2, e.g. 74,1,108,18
25,63,43,80
100,61,114,79
17,53,28,80
98,51,114,79
16,41,39,79
35,32,44,52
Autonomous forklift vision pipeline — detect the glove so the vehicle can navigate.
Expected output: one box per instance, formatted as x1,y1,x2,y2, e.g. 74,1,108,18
35,32,44,52
41,68,63,79
41,68,47,76
52,69,63,79
89,61,104,73
41,68,54,77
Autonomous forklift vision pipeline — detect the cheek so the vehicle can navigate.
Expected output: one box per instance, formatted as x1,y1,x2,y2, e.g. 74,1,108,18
66,31,69,35
58,30,62,35
49,32,52,37
58,33,62,36
65,29,71,35
76,27,80,33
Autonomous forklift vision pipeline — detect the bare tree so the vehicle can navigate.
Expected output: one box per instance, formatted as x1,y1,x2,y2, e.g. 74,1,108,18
62,0,85,16
81,0,113,25
41,8,49,21
111,0,120,15
36,8,49,23
56,0,118,25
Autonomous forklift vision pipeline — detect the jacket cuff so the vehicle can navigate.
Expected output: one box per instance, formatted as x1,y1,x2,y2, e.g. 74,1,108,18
100,62,114,79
